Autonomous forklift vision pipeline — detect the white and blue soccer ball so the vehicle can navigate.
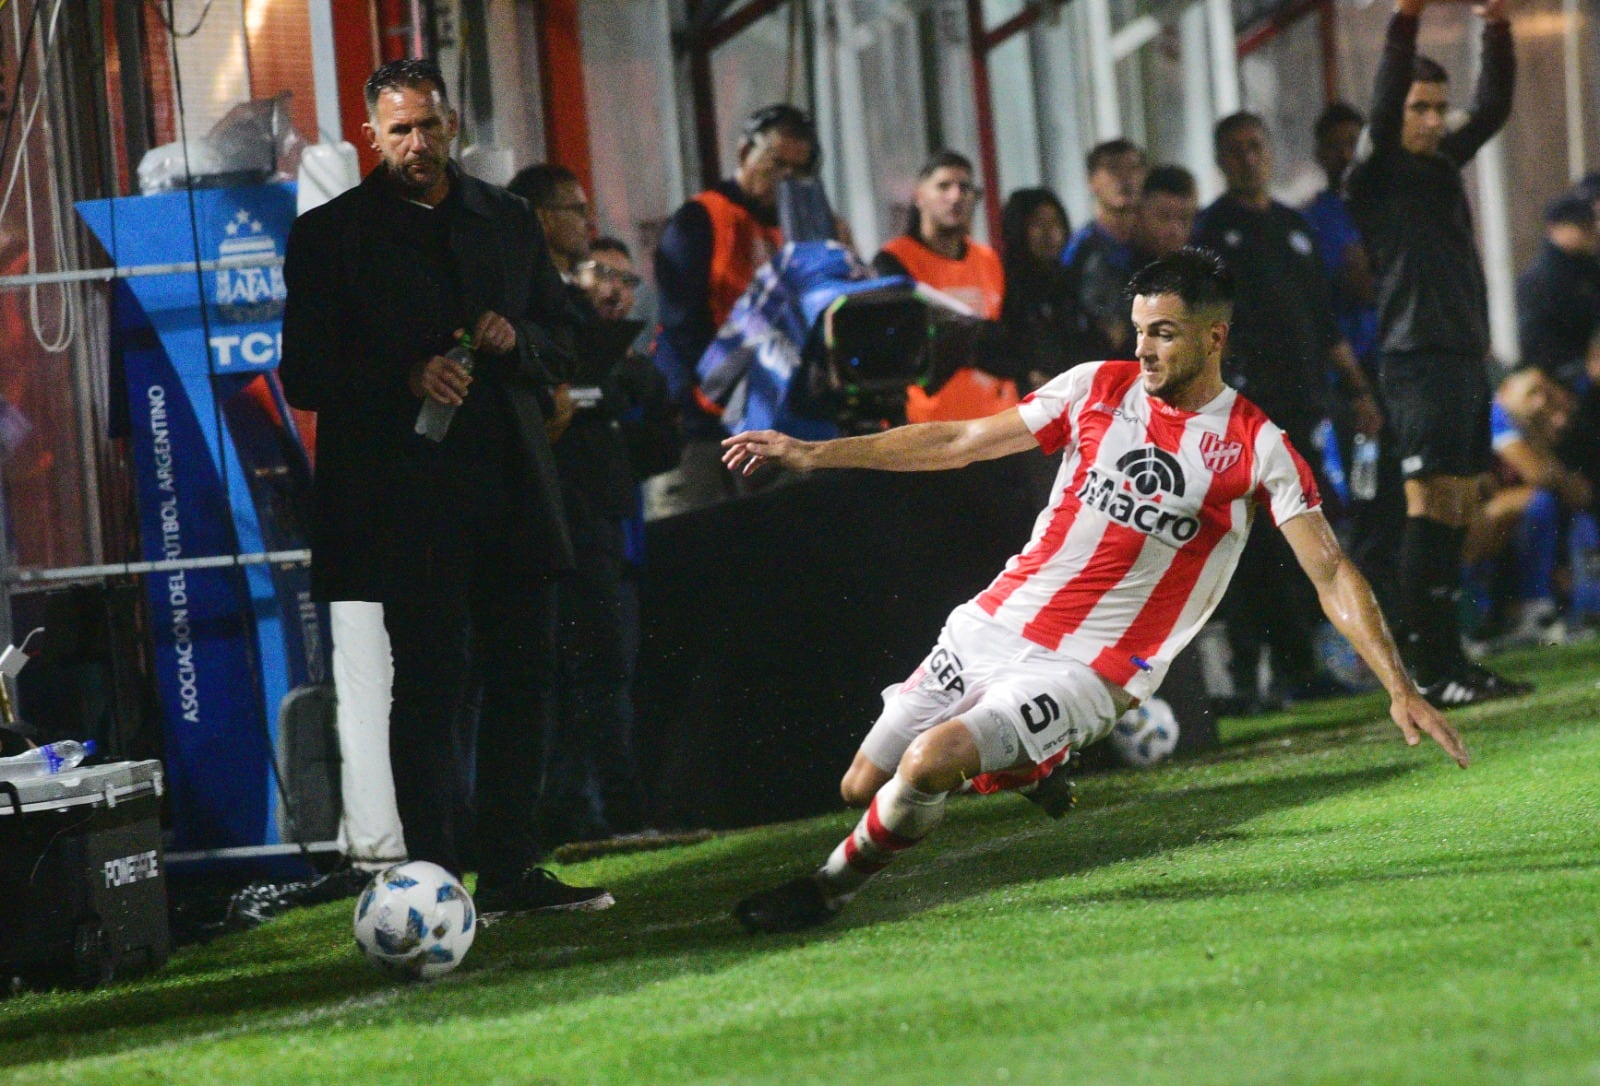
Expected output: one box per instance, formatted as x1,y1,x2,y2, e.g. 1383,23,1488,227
353,861,476,980
1110,697,1180,768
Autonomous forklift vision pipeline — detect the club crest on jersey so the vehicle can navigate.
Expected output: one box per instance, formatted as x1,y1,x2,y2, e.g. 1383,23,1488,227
1200,431,1243,474
1078,446,1201,544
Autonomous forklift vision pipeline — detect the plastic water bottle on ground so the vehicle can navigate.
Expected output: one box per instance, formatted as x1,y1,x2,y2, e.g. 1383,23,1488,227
0,739,96,780
1349,433,1379,502
415,332,475,442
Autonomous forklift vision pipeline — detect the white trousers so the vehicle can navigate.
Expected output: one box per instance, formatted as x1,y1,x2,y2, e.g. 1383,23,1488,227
331,600,406,870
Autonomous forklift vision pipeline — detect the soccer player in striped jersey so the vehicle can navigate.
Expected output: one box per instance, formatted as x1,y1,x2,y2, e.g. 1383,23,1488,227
722,248,1468,934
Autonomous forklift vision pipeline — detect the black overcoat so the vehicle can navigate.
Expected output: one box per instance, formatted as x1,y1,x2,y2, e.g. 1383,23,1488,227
279,166,577,601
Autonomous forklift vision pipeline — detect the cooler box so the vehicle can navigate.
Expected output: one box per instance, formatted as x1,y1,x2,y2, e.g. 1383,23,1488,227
0,760,170,989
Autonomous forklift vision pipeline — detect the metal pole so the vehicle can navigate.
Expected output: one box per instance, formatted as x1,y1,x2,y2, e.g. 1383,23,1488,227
1181,1,1219,203
1564,0,1586,181
0,255,283,291
1207,0,1241,117
1084,0,1121,139
830,0,880,256
307,0,344,145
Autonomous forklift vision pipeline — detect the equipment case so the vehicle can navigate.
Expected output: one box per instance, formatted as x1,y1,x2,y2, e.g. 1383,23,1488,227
0,760,169,989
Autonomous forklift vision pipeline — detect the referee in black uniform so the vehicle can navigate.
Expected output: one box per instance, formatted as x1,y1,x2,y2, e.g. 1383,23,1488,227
1345,0,1524,707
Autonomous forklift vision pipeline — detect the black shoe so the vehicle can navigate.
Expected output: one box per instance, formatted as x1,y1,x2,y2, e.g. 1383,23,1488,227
475,867,615,917
1464,662,1533,696
1420,664,1531,709
735,877,839,934
1020,768,1078,819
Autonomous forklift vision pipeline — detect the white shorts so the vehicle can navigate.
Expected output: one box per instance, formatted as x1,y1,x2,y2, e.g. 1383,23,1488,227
860,604,1128,775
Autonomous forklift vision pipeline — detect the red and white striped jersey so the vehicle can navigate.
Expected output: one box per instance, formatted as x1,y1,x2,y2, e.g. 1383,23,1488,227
975,359,1321,701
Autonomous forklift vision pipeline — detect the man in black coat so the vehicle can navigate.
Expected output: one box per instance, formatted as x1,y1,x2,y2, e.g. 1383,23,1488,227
279,59,611,915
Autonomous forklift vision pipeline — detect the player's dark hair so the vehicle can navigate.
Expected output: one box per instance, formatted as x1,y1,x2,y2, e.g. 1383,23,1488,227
590,235,632,260
1125,246,1234,315
1213,111,1266,153
507,163,578,209
1085,139,1143,176
1314,101,1365,143
1000,187,1070,264
364,58,449,114
916,149,975,181
1413,55,1449,84
1143,164,1197,200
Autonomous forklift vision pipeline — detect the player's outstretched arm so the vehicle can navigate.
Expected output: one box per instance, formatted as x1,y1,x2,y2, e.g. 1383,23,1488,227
721,407,1038,477
1281,511,1470,768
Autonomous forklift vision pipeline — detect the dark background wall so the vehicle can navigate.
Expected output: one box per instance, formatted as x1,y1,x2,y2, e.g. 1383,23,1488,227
634,451,1215,830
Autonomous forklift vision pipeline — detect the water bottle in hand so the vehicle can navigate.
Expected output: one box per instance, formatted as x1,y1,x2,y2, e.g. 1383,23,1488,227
415,332,475,442
0,739,96,780
1349,433,1379,502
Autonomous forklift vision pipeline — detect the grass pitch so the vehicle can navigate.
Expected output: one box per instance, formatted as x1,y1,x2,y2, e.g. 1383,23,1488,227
4,641,1599,1085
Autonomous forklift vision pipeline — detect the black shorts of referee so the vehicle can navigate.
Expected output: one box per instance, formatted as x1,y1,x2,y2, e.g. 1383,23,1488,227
1379,352,1493,480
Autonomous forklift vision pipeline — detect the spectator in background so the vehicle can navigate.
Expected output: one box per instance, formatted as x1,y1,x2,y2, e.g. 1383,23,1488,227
1062,139,1147,360
1345,0,1521,707
511,166,652,847
1516,192,1600,390
1464,366,1592,646
1131,165,1199,263
874,150,1018,422
584,236,684,836
650,104,817,518
999,187,1087,389
1193,111,1381,711
1303,101,1402,603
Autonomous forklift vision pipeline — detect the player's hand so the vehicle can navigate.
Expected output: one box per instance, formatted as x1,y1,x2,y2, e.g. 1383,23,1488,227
409,348,472,406
1475,0,1508,21
1390,691,1470,768
721,429,815,476
473,310,517,356
1396,0,1427,16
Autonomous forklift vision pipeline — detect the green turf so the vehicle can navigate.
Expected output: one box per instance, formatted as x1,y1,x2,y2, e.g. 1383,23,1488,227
5,641,1599,1085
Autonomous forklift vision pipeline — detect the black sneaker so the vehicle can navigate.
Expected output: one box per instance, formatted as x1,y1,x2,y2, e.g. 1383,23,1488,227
1465,662,1533,696
1420,664,1530,709
475,867,615,917
1020,771,1078,819
735,877,839,934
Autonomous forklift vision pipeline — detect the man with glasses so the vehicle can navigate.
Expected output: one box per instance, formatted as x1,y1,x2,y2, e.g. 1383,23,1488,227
509,165,654,847
649,103,818,517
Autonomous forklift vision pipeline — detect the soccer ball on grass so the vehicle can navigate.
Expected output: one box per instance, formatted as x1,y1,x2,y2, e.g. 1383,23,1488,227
353,861,476,980
1109,696,1180,767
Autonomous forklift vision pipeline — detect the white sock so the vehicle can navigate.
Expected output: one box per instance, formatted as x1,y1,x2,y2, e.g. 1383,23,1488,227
816,774,947,901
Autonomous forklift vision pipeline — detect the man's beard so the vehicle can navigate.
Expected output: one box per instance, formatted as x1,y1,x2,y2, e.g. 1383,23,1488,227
384,156,443,198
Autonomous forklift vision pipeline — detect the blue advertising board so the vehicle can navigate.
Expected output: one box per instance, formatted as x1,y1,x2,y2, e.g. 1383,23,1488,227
77,185,328,856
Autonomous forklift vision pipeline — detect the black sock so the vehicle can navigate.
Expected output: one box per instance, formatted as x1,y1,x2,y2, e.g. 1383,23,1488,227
1400,517,1466,682
1397,517,1432,675
1424,523,1469,674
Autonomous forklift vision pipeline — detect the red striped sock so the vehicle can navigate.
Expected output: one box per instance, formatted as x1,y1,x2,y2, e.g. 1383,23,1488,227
817,775,946,900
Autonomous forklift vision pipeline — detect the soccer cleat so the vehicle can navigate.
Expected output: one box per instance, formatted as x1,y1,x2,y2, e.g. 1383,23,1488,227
1019,771,1078,819
474,867,615,917
1419,663,1532,709
1464,662,1533,696
735,877,840,934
